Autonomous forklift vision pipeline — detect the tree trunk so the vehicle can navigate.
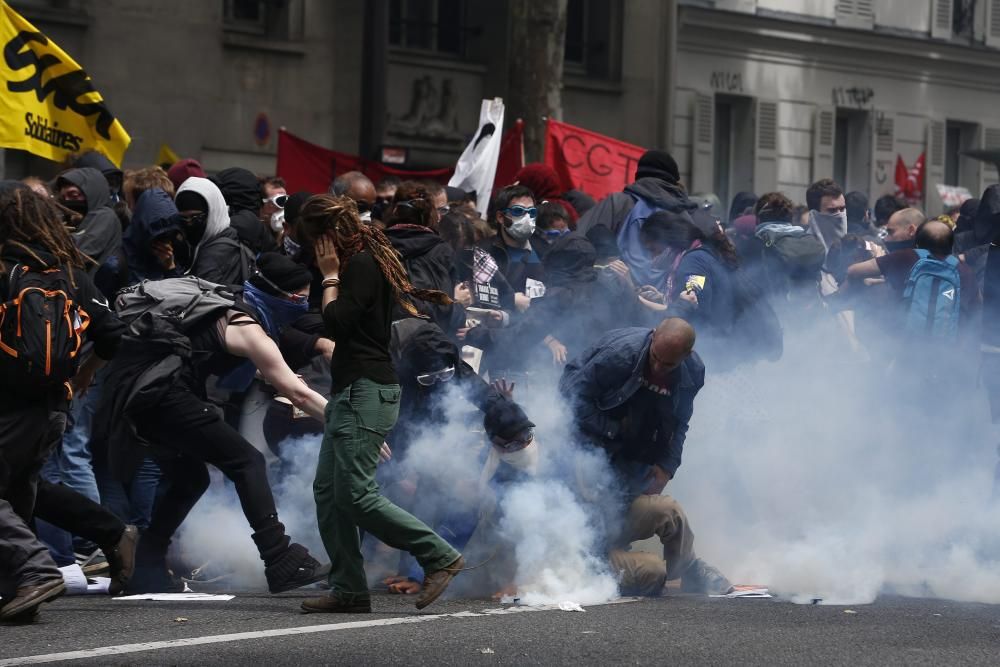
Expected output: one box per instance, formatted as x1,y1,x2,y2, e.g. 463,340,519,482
507,0,567,164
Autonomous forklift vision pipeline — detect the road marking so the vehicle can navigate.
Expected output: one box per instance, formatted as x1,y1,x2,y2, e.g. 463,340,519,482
0,599,637,665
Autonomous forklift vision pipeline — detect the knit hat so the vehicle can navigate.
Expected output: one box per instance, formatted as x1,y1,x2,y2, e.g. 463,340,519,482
251,252,312,295
284,191,313,227
635,150,680,184
167,159,206,192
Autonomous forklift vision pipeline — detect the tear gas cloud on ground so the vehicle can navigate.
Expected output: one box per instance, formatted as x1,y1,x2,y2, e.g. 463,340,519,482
177,311,1000,605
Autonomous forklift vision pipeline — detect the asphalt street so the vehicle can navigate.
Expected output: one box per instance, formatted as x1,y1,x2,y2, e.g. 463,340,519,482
2,592,999,666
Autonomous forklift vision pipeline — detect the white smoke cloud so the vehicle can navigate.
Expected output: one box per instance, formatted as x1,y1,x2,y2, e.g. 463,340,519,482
672,312,1000,605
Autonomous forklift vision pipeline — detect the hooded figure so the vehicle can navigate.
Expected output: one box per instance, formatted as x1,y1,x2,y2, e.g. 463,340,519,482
57,167,125,297
514,163,580,225
576,150,697,289
175,177,253,287
213,167,276,254
727,191,757,225
385,222,464,335
74,151,123,197
123,188,182,284
388,318,530,459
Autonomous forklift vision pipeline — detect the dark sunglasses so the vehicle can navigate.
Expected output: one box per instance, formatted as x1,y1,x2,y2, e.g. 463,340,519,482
176,212,206,225
503,206,537,220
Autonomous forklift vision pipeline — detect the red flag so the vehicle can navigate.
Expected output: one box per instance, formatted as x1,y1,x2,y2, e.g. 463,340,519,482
276,129,452,194
492,118,524,192
543,119,646,201
894,152,925,204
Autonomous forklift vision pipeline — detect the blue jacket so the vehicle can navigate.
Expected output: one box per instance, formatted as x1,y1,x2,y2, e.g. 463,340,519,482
123,188,182,284
667,246,736,335
559,327,704,477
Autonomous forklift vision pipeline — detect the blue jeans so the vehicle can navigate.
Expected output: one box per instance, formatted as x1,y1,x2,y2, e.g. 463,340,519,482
54,376,103,503
95,457,162,531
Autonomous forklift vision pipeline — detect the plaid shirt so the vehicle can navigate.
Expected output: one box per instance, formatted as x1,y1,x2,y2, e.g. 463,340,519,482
473,247,499,285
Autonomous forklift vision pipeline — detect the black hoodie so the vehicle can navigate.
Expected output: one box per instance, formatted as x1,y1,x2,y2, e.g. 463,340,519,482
59,167,126,298
977,185,1000,348
388,318,529,457
385,224,464,334
575,177,696,238
213,167,276,254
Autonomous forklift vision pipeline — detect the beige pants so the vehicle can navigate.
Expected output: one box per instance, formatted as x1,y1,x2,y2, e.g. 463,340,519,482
608,495,696,596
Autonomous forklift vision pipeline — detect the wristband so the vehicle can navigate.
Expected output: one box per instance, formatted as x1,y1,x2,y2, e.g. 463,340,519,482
322,277,341,288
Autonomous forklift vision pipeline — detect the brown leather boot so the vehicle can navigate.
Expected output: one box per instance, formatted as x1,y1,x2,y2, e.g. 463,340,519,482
415,555,464,610
0,579,65,621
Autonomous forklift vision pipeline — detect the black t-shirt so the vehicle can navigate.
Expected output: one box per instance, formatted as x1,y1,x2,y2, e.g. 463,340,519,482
322,250,398,395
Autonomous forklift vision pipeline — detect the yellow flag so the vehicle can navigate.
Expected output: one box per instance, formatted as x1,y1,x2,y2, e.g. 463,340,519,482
156,143,179,167
0,1,130,166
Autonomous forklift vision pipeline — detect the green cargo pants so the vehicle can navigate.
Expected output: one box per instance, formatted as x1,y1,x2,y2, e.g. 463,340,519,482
314,378,460,601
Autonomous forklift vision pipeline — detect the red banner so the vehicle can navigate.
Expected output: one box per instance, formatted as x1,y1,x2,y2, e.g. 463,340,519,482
544,119,646,201
275,129,452,194
493,118,525,192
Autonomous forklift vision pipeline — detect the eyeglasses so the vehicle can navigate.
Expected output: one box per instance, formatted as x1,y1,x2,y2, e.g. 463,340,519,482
416,366,455,386
177,212,206,226
490,428,534,452
503,206,537,220
263,194,289,208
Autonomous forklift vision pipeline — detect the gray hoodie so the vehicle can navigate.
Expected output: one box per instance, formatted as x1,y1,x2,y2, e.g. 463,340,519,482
59,166,122,273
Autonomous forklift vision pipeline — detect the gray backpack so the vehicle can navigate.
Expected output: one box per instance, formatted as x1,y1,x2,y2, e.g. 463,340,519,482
114,276,237,333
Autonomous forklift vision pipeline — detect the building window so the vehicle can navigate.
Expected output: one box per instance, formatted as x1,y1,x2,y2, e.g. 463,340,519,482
712,95,755,211
223,0,303,40
564,0,622,80
388,0,467,56
944,120,981,192
952,0,976,39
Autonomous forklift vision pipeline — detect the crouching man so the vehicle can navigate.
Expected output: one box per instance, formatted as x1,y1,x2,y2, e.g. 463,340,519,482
559,318,731,596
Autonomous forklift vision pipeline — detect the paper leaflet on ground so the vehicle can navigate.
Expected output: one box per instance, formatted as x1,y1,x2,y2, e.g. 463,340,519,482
59,563,110,595
710,585,772,599
113,593,236,601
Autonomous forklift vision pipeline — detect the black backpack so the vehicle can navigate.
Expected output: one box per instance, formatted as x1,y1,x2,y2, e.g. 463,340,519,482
0,264,91,396
757,227,826,278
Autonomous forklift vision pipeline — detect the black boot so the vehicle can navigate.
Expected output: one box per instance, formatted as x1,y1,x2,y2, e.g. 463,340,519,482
251,518,329,594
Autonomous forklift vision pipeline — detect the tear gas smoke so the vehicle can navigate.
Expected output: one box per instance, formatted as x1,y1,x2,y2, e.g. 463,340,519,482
674,312,1000,605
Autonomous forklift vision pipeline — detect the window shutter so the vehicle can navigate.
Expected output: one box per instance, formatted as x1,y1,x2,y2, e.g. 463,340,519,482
930,0,953,39
812,106,835,183
988,0,1000,48
982,126,1000,193
870,111,898,199
714,0,756,13
754,99,778,194
691,92,715,195
836,0,874,29
925,119,945,214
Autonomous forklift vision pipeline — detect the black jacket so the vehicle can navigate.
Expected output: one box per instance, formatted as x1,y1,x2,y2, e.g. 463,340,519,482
189,227,253,287
386,225,465,335
61,167,126,297
575,177,695,237
483,232,548,307
388,318,530,456
213,168,276,254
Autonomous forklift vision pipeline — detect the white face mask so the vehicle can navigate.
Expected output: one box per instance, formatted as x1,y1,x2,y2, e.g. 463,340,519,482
498,439,539,474
360,210,372,224
506,214,536,241
270,209,285,232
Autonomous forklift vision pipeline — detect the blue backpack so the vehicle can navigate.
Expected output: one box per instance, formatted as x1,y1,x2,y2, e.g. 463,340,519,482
616,196,666,288
902,249,961,339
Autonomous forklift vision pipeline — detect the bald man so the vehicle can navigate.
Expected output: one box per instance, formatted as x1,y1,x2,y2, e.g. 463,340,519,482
883,207,925,251
559,319,731,596
329,171,376,223
845,219,978,332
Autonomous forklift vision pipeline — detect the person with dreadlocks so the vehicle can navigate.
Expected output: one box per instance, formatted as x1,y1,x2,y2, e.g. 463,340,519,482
0,182,126,622
297,194,464,614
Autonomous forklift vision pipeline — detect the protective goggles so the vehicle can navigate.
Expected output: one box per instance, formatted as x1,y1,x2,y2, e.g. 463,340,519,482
416,366,455,386
503,205,537,219
263,194,289,208
490,428,534,452
176,211,206,226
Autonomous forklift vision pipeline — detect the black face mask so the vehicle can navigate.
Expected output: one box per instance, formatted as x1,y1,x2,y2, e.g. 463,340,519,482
177,212,208,247
61,199,88,216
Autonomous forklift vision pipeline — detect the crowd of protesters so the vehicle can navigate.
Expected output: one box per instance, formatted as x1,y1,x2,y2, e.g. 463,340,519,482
1,144,996,622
